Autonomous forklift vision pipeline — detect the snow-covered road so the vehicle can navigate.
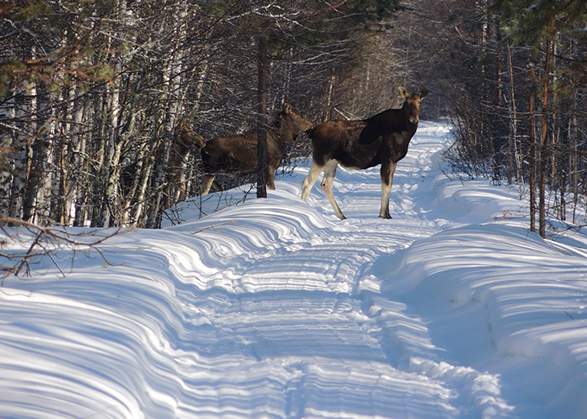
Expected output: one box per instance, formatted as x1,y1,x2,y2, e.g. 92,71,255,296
2,122,587,418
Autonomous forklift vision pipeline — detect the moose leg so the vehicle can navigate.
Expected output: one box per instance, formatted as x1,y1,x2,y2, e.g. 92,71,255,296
321,160,346,220
301,160,325,201
199,174,216,195
379,161,397,219
266,167,276,190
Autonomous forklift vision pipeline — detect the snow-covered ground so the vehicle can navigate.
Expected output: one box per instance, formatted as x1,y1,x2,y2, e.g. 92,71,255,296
2,121,587,418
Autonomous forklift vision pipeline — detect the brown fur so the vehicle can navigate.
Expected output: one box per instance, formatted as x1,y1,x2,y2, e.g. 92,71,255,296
301,86,428,220
200,104,313,194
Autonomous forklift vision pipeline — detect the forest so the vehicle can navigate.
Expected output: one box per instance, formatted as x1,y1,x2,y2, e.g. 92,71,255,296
1,0,586,236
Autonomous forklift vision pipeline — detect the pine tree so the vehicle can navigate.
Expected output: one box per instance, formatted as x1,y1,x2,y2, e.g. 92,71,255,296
492,0,587,236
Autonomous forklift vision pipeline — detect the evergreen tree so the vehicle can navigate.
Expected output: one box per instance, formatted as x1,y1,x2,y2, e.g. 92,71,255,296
492,0,587,45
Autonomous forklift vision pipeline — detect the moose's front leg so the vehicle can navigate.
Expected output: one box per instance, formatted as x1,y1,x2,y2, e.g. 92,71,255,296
200,174,216,195
266,166,276,190
379,161,397,219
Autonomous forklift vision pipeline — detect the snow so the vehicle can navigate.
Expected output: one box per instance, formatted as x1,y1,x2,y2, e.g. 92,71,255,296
2,121,587,418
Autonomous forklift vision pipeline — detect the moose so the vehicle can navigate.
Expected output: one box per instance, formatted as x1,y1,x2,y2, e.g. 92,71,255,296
301,86,428,220
199,103,313,195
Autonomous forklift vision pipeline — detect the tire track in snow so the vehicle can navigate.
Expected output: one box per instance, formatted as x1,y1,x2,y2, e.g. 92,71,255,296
167,122,513,417
0,122,514,418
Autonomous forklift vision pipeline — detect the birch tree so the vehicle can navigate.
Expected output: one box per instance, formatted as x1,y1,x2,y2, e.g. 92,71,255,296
1,0,415,228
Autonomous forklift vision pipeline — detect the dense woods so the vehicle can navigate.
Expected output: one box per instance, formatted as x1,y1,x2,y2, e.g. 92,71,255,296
429,0,587,236
1,0,586,235
0,0,407,228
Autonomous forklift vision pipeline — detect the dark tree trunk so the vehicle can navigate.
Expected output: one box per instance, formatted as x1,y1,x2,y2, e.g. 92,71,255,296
539,40,551,238
257,33,268,199
529,67,537,233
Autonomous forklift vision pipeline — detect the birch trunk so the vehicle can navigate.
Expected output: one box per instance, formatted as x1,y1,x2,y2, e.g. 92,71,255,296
4,96,29,220
100,61,123,228
146,4,188,227
22,83,57,224
0,101,15,216
99,0,128,227
90,94,108,226
131,153,156,227
506,43,522,185
71,88,88,226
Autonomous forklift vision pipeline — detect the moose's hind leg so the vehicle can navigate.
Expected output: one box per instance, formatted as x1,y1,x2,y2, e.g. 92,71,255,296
321,160,346,220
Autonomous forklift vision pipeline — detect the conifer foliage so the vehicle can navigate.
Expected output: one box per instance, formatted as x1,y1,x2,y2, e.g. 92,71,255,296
443,0,587,236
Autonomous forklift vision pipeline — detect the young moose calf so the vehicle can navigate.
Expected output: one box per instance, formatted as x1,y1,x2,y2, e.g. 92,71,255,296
301,86,428,219
200,104,313,195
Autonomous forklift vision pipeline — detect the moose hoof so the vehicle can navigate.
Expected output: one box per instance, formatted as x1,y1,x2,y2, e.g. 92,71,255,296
379,213,392,219
335,212,347,220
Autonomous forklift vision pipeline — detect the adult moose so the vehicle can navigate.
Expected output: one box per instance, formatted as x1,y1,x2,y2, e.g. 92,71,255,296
301,86,428,219
200,104,313,195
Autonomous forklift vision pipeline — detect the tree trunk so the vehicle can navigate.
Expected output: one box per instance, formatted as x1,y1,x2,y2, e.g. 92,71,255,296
132,153,156,227
571,86,579,223
539,39,551,238
506,43,521,185
529,67,537,232
72,88,88,227
147,10,190,227
326,72,336,121
5,96,28,220
23,84,56,224
90,94,108,227
257,33,268,199
100,63,123,228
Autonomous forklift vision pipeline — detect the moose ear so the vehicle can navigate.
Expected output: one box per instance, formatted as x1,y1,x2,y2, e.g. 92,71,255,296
398,86,410,100
418,86,428,98
283,103,293,114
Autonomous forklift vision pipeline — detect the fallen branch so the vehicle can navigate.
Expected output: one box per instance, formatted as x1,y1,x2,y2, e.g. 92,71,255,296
0,216,126,278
